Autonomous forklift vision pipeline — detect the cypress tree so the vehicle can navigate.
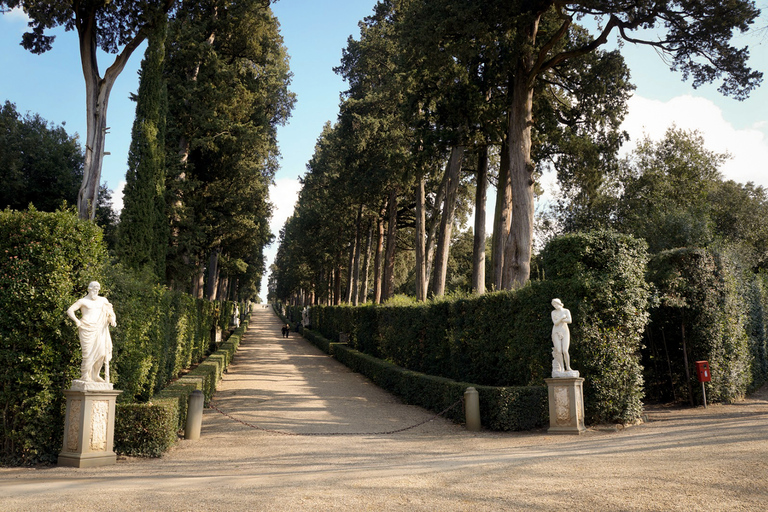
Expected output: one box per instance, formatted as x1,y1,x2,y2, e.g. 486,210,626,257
118,17,169,281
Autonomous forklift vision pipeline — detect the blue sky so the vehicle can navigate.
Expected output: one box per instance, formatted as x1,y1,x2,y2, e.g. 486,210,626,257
1,2,766,299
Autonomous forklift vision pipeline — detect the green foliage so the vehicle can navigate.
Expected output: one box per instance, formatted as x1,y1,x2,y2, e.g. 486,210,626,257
114,400,178,457
330,342,547,431
118,17,169,281
0,101,83,212
0,208,106,464
645,248,752,404
314,230,650,424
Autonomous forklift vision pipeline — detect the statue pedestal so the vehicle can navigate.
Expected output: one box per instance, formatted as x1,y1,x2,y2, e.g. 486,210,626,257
58,386,122,468
545,377,586,435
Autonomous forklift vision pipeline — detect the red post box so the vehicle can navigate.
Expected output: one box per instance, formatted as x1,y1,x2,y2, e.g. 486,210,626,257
695,361,711,383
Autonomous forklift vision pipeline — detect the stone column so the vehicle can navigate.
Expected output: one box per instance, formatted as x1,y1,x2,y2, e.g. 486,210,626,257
58,386,122,468
545,377,586,435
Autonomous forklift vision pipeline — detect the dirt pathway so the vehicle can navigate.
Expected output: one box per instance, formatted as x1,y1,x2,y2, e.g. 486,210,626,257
2,306,768,511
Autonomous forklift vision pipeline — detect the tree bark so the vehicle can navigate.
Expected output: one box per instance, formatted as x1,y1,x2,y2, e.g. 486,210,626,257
415,178,427,301
492,133,511,291
504,65,536,289
373,212,385,304
76,10,148,219
431,146,464,297
206,248,221,300
351,205,363,305
472,145,489,294
359,222,373,304
382,189,398,302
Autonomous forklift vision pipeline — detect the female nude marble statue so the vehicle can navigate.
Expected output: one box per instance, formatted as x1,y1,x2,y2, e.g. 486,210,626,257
551,298,577,377
67,281,116,384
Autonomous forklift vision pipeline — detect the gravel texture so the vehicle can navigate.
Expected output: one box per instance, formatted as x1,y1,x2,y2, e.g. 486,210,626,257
2,305,768,511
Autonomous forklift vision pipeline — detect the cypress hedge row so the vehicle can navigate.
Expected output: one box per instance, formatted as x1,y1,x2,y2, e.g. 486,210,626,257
309,231,652,425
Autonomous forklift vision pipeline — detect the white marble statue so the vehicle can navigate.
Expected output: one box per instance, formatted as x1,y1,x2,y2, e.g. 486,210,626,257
232,303,240,328
551,298,579,378
67,281,116,388
302,306,309,327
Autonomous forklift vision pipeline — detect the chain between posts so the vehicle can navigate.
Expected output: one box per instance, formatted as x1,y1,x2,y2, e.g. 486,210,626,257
207,397,464,436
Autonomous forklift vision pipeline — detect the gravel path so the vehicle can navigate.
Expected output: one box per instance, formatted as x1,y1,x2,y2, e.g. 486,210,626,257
3,306,768,511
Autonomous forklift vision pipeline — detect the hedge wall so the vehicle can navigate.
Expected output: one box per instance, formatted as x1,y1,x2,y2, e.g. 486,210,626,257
0,208,107,464
114,317,248,457
0,208,244,464
311,231,651,425
644,248,753,404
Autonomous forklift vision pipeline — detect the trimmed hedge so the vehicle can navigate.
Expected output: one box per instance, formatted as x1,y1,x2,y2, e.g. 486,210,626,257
311,231,651,425
113,400,179,457
113,316,248,456
0,208,106,464
329,339,548,431
644,248,752,404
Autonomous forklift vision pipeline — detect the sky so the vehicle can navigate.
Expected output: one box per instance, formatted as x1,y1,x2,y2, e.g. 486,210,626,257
1,1,767,300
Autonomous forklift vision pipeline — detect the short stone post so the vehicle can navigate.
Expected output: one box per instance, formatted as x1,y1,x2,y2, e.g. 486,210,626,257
185,390,204,440
464,387,481,431
545,377,586,435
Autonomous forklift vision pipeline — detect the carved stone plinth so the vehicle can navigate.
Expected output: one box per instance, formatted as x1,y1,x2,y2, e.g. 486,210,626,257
58,387,122,468
545,377,586,435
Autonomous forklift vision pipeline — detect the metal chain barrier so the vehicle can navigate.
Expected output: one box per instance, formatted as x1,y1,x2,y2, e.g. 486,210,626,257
208,397,464,437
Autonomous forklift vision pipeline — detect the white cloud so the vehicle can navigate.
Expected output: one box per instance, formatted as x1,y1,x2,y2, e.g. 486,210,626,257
269,177,301,236
111,180,126,214
4,6,30,23
621,95,768,187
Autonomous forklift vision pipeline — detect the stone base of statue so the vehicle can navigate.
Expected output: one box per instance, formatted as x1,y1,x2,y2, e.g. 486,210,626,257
58,383,122,468
545,377,586,435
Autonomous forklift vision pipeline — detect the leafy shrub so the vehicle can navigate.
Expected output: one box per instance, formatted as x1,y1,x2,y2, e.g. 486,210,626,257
114,400,178,457
0,208,106,464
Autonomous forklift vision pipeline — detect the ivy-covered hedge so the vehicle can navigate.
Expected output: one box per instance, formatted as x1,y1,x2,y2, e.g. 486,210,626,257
312,231,651,425
0,208,106,465
644,248,752,404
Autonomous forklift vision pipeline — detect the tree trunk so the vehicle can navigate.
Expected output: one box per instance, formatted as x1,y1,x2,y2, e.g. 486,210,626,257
345,234,356,304
206,248,221,300
333,261,342,305
492,133,511,291
373,211,385,304
359,222,373,304
382,189,398,302
415,178,427,301
431,146,464,297
504,69,536,289
472,145,489,294
351,206,363,305
425,164,449,289
75,9,154,220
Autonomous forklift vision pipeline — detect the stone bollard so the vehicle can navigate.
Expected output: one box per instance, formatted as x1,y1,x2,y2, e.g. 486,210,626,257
464,387,481,431
185,390,204,440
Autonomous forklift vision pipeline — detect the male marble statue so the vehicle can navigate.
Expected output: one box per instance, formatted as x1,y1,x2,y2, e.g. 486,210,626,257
551,298,578,378
67,281,117,384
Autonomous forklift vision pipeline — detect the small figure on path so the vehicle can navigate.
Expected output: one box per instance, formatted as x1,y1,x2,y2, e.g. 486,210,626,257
281,324,290,338
551,298,578,378
67,281,117,384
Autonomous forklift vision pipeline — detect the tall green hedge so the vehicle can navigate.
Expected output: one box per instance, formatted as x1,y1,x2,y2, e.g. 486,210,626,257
0,208,106,464
0,209,236,464
644,248,752,404
313,231,651,424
